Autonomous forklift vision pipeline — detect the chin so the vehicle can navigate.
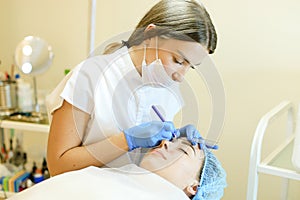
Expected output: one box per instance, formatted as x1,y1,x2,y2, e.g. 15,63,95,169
140,160,173,173
140,159,159,172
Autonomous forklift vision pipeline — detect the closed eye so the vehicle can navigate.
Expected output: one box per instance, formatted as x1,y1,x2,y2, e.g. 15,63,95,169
176,50,196,69
178,148,188,155
182,141,196,156
173,57,184,65
173,57,195,70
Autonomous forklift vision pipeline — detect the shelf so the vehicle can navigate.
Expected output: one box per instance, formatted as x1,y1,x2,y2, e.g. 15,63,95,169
258,136,300,181
0,120,49,133
0,121,49,198
247,101,300,200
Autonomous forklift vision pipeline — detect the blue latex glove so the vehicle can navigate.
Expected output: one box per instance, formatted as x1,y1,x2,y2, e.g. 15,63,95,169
123,121,176,151
176,124,202,145
177,124,219,150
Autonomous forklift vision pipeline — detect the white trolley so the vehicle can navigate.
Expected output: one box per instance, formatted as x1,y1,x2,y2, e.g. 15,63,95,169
247,101,300,200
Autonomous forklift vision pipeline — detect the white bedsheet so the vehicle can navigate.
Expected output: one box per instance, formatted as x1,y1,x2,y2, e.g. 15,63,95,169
8,164,189,200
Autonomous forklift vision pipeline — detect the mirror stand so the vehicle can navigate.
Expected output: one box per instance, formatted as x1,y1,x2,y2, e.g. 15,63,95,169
12,36,54,124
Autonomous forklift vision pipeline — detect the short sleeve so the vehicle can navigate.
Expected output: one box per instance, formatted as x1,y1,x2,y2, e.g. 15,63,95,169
61,58,103,114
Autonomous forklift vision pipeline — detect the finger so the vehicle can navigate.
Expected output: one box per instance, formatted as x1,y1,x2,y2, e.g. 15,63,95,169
186,129,197,140
173,129,180,138
163,121,176,131
199,143,204,149
186,135,197,146
161,131,173,140
206,144,219,150
189,128,202,139
187,130,202,146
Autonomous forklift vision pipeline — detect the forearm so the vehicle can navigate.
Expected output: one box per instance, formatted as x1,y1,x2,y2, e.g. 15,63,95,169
47,145,99,176
47,133,128,176
84,132,129,166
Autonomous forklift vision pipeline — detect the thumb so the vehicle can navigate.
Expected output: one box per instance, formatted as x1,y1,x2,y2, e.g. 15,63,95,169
174,129,180,138
163,121,175,131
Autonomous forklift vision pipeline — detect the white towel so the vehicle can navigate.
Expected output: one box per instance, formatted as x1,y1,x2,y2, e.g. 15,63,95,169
8,165,189,200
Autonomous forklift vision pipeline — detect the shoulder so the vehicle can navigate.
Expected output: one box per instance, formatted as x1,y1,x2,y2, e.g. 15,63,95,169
76,46,129,74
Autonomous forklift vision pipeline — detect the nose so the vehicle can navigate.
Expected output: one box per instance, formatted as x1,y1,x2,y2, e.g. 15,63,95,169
158,140,169,150
172,66,189,82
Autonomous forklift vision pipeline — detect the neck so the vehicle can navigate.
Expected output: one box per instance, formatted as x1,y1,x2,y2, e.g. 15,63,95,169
129,45,156,76
129,45,144,75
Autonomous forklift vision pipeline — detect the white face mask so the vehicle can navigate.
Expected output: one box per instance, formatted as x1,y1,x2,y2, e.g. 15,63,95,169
142,37,177,87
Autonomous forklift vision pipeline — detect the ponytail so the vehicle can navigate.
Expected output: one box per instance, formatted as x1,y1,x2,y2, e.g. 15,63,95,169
103,40,129,54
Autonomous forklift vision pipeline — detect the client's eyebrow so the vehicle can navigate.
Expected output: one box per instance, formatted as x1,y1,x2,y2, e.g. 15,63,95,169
181,140,196,156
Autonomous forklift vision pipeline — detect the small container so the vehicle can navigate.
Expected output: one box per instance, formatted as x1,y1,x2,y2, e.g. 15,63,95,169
33,173,44,184
0,80,17,111
16,79,34,112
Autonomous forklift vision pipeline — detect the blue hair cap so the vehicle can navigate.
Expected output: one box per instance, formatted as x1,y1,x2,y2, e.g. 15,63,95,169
192,146,227,200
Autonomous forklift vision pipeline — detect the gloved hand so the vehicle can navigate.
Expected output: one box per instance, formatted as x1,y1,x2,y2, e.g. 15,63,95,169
176,124,219,150
123,121,176,151
176,124,202,145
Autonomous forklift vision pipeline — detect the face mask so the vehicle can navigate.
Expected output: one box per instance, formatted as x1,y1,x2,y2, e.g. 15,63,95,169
142,37,178,87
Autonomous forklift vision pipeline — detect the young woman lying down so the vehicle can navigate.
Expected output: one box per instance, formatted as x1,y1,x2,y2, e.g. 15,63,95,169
8,138,226,200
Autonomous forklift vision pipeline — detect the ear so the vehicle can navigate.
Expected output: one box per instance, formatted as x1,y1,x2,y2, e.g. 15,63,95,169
183,181,199,197
144,24,156,32
143,24,156,45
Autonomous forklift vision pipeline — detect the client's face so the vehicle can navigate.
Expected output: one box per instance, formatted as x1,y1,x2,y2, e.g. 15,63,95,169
140,138,204,190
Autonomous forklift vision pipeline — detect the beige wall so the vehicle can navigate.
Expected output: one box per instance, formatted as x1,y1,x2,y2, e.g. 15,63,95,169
1,0,300,199
202,0,300,199
0,0,89,90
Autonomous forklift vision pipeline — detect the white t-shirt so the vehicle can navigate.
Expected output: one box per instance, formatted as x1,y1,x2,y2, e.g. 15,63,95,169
8,165,189,200
46,47,183,166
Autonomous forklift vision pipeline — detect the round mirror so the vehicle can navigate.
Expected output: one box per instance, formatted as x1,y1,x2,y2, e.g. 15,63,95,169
15,36,54,76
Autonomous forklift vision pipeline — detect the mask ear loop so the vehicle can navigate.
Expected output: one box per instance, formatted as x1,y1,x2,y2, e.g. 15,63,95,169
143,43,147,64
155,36,159,60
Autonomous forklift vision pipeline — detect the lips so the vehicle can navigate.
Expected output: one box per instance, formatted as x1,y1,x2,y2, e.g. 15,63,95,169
151,149,166,160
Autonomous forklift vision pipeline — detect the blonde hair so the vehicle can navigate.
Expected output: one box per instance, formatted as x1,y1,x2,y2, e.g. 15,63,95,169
104,0,217,54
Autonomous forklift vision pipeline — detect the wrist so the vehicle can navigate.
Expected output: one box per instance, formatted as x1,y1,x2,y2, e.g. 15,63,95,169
122,131,132,151
108,132,130,152
121,132,130,151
